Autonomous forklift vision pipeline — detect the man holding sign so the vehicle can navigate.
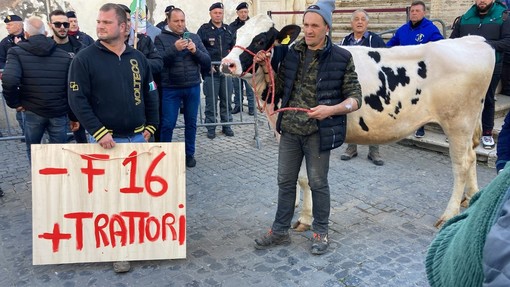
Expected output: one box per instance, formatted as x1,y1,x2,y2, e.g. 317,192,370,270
68,3,159,149
68,3,159,272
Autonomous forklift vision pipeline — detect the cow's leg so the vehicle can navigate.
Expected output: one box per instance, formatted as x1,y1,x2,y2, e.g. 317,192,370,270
463,156,479,205
292,160,312,232
463,129,482,204
434,133,477,227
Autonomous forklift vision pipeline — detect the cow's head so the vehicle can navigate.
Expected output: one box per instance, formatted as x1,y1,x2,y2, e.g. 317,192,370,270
222,14,300,76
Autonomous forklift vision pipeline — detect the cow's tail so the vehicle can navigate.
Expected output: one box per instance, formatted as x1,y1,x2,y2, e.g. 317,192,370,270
472,120,482,149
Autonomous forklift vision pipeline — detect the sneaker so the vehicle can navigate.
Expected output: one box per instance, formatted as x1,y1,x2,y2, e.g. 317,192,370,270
248,109,255,116
222,128,234,137
231,106,241,114
340,145,358,160
207,130,216,139
186,156,196,168
481,136,495,149
254,229,291,250
311,233,329,255
367,151,384,166
414,127,425,138
113,261,131,273
0,187,4,197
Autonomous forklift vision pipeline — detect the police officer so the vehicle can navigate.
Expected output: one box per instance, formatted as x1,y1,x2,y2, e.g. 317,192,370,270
0,15,25,69
0,15,26,139
197,2,235,139
65,11,94,46
229,2,255,116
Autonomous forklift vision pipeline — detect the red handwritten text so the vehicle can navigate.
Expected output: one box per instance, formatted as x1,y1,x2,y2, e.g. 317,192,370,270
38,206,186,253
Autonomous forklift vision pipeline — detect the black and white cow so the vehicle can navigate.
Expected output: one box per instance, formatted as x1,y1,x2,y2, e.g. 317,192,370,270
222,15,494,228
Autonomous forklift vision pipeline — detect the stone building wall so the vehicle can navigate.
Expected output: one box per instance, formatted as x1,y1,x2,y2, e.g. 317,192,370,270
0,0,476,39
430,0,474,37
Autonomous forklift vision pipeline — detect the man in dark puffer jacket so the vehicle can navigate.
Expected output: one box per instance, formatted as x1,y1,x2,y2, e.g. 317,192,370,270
2,16,73,161
155,7,210,168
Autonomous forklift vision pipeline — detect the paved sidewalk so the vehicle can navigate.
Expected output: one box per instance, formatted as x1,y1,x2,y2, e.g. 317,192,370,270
0,115,496,287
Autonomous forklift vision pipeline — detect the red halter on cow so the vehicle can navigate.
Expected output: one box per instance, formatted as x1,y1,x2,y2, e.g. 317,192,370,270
222,14,494,228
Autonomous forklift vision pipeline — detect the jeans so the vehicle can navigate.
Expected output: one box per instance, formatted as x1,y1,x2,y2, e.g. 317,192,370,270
232,78,254,111
203,74,233,131
16,111,25,135
160,85,200,157
88,132,145,144
272,132,331,235
24,111,68,161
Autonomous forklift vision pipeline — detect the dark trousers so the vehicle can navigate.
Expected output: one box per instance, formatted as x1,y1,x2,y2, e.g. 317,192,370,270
482,64,502,134
203,74,233,131
272,132,331,235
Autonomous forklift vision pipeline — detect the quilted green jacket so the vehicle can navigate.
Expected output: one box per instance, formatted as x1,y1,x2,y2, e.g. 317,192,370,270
426,162,510,286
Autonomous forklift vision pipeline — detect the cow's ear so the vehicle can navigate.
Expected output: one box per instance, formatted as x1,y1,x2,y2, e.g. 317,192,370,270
277,25,301,45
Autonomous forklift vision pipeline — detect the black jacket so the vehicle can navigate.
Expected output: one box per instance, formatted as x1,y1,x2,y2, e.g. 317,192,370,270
340,31,386,48
197,20,234,65
52,34,85,57
229,17,248,46
127,32,163,74
2,34,72,118
154,29,210,88
228,17,248,35
71,31,94,47
68,41,159,141
276,38,358,151
0,31,25,69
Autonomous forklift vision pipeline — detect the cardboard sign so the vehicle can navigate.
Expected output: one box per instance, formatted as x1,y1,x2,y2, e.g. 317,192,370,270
31,143,186,265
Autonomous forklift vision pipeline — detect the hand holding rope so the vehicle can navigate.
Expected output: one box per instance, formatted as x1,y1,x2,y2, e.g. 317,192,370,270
232,45,312,116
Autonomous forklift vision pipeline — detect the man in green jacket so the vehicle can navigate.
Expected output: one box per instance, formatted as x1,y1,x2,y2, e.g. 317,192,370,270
450,0,510,149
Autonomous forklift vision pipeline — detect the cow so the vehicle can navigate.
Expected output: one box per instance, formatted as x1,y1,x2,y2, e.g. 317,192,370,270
221,14,494,228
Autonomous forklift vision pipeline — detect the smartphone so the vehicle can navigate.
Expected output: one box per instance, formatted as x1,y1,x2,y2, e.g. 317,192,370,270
183,32,190,41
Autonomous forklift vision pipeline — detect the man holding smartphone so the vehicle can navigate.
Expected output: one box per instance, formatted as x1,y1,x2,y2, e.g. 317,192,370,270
183,31,190,41
154,7,211,168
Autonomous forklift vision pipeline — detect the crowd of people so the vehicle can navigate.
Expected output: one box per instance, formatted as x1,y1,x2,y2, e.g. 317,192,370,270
0,1,255,170
0,0,509,280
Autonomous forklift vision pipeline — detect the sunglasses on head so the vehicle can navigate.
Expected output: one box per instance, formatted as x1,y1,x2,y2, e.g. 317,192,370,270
52,22,70,28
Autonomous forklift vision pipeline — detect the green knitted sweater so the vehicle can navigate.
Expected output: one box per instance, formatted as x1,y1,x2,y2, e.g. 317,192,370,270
426,162,510,287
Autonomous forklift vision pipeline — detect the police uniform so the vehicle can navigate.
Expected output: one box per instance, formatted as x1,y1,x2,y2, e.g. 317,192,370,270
0,15,25,69
196,2,235,137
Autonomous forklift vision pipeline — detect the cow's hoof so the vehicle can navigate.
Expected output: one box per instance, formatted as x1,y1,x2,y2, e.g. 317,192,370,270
291,221,311,232
434,218,445,229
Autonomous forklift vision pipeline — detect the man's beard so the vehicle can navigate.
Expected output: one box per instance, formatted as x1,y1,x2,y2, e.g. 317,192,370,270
53,29,68,40
477,2,494,14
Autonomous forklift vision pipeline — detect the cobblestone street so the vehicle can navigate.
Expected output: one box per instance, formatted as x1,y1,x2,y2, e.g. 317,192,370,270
0,116,496,287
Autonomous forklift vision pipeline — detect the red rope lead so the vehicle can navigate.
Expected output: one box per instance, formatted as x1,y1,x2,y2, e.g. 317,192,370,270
231,45,310,116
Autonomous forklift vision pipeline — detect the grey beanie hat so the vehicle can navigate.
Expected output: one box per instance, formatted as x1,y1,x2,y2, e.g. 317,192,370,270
305,0,335,28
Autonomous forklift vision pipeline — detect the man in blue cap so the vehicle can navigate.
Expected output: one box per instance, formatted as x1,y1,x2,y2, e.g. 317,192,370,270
229,2,255,116
253,0,362,255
